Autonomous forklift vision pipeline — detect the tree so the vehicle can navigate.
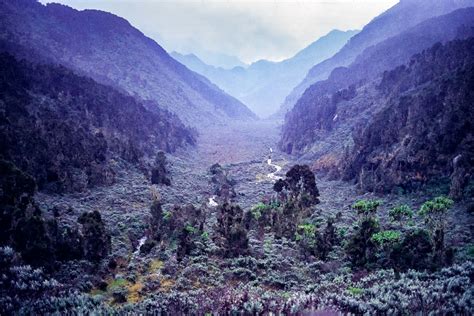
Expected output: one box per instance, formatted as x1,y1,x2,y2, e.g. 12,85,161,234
372,230,401,273
148,202,206,260
389,204,413,226
346,217,380,268
78,211,111,262
274,165,319,207
419,196,454,266
151,151,171,186
352,199,381,220
216,203,248,257
346,199,382,268
394,229,433,271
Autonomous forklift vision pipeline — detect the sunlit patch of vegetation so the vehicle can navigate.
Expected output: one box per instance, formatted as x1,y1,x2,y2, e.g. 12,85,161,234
371,230,401,246
347,286,364,296
149,259,164,273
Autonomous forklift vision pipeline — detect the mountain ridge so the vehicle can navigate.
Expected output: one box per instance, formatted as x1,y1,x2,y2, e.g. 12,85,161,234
0,0,256,128
278,0,474,116
279,7,474,195
0,52,196,193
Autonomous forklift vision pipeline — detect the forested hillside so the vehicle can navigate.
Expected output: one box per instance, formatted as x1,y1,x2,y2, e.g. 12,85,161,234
0,1,472,314
279,8,474,197
342,38,474,197
0,53,195,193
279,0,474,115
0,0,256,127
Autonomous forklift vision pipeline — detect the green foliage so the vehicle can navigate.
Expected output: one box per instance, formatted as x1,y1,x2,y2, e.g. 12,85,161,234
389,204,413,223
395,229,433,271
346,218,380,268
295,223,317,241
347,287,364,296
250,203,268,220
107,278,129,292
185,224,198,234
162,210,172,221
418,196,454,264
250,202,280,220
352,199,381,217
372,230,401,246
337,227,348,239
419,196,454,217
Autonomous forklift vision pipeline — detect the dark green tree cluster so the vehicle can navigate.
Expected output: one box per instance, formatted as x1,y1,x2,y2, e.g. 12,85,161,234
78,211,111,262
151,151,171,186
295,217,337,260
274,164,320,207
0,160,111,269
216,203,249,258
0,53,195,193
246,165,320,239
147,201,206,261
346,196,455,272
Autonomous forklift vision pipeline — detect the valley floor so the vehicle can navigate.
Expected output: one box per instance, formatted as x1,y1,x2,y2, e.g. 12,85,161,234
36,118,473,263
32,119,473,314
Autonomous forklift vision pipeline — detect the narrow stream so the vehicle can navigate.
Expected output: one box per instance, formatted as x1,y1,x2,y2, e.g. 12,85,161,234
132,236,147,258
267,148,283,181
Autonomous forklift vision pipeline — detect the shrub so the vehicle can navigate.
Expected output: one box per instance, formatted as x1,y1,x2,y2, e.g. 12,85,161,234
216,203,249,258
352,199,381,218
419,196,454,267
346,218,380,268
250,203,269,220
419,196,454,219
150,151,171,186
389,204,413,224
394,229,433,271
274,165,320,207
347,287,364,296
372,230,401,246
78,211,111,262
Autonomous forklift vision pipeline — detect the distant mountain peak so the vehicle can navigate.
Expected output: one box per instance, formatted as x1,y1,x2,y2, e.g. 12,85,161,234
171,29,356,117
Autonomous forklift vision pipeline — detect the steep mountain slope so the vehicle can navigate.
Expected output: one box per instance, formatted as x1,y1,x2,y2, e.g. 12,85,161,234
280,7,474,155
279,8,474,196
0,0,256,128
279,0,474,115
342,38,474,196
0,53,195,193
172,30,357,117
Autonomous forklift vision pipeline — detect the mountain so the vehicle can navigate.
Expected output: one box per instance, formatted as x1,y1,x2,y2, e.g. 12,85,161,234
196,51,247,69
342,38,474,197
0,0,256,128
0,53,195,193
279,7,474,196
278,0,474,115
172,30,358,117
171,52,215,76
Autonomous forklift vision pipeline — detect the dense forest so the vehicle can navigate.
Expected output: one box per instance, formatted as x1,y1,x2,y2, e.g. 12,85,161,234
0,53,195,193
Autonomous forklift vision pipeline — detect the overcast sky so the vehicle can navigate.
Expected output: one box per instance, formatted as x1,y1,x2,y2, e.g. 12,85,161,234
39,0,398,63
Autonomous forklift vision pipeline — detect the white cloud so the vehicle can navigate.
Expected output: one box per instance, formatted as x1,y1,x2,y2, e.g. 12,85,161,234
39,0,398,63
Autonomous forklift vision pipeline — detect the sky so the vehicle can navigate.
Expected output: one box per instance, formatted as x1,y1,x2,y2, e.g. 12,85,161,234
39,0,398,64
